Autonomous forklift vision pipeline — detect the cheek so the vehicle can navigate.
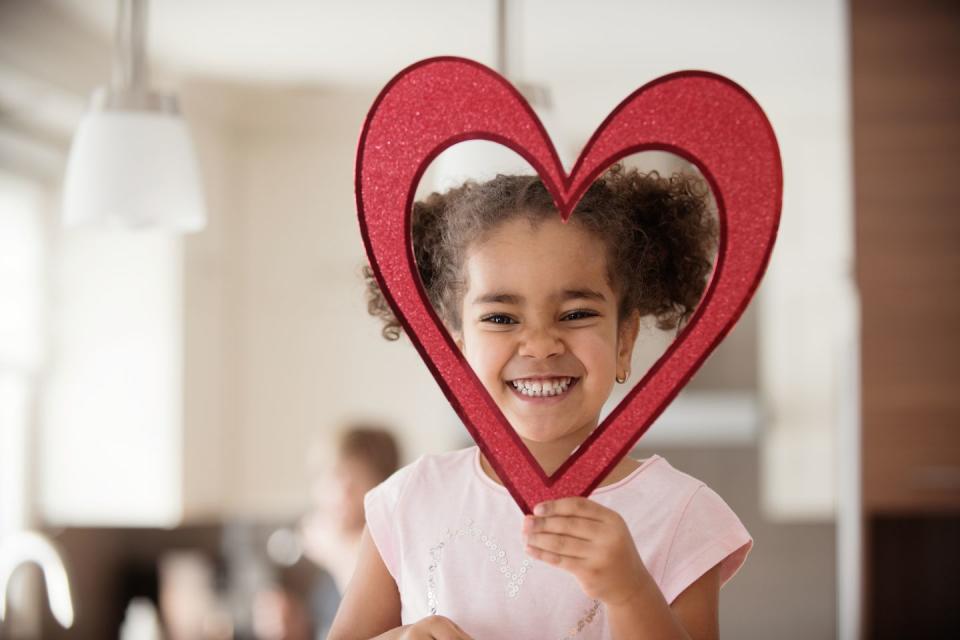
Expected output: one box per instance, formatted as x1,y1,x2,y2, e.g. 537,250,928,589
463,332,511,382
470,348,506,382
575,331,618,366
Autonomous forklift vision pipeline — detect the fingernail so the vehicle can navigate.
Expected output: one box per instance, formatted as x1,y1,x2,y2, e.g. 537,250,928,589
534,503,546,515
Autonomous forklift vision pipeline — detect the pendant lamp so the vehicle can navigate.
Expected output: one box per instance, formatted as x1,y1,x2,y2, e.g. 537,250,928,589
432,0,573,192
62,0,205,232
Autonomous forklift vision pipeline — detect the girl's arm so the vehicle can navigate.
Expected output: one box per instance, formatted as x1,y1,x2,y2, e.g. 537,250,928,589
327,525,403,639
669,564,720,639
606,563,720,640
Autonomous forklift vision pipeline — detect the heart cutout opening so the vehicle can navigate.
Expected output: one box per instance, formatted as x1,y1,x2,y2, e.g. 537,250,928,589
365,143,720,488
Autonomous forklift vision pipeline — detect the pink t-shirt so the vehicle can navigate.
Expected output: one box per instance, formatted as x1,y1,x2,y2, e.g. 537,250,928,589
363,445,752,639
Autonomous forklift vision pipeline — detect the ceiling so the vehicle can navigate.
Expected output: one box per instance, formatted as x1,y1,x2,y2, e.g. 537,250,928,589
44,0,840,91
47,0,497,86
4,0,847,176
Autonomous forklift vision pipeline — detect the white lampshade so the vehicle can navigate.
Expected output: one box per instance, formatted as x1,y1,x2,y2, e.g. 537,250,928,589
62,107,206,231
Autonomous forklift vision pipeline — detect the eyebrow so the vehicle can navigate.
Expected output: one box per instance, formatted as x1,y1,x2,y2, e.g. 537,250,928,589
471,288,607,306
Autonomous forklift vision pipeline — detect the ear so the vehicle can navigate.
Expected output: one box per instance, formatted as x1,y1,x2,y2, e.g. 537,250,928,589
616,309,641,372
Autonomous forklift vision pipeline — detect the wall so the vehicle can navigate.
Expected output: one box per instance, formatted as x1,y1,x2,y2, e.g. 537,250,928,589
181,81,467,520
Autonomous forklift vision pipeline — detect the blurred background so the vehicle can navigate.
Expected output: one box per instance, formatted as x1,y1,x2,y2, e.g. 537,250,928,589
0,0,957,638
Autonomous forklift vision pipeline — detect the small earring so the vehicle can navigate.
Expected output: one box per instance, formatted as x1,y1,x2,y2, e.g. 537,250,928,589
616,370,630,384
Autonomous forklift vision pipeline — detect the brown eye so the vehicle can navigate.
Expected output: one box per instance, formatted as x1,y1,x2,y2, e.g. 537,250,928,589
481,314,517,325
562,310,598,321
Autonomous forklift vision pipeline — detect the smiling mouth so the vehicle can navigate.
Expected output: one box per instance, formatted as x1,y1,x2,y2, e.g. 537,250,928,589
506,376,580,399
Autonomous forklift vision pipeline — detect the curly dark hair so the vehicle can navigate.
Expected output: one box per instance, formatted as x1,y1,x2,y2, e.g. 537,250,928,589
362,163,718,341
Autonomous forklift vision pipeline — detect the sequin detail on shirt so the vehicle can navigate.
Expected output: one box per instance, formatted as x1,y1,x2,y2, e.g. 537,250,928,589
426,518,601,637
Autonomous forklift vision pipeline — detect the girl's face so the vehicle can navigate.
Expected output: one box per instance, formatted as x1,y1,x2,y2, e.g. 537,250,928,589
454,215,640,449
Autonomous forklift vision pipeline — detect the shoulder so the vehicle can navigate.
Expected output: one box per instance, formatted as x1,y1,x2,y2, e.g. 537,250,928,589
624,456,743,533
414,444,478,479
645,455,708,493
402,444,477,491
646,458,753,603
604,454,704,511
364,445,476,508
603,455,750,552
593,455,753,605
641,457,744,527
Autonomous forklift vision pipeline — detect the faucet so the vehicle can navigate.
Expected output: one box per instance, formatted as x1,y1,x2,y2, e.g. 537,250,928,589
0,530,74,629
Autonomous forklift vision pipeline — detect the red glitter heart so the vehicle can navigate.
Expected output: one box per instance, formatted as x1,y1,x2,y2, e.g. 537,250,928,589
355,57,781,514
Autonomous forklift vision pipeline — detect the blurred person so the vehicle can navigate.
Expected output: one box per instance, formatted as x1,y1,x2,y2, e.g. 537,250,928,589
253,425,400,639
159,551,232,640
252,584,311,640
301,425,401,592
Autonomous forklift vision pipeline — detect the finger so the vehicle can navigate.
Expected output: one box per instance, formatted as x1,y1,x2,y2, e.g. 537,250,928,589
448,620,475,640
524,513,603,540
406,625,431,640
429,616,474,640
429,627,467,640
525,543,588,571
533,497,610,521
525,531,592,558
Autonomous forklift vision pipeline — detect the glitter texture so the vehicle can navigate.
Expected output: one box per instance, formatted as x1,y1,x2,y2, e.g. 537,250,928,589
355,57,782,515
427,518,533,614
426,519,596,636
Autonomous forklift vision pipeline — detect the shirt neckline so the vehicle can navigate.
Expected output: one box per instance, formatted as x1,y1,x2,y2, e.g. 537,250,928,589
471,445,661,496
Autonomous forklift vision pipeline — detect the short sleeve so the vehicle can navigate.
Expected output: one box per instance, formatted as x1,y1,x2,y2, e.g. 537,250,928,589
363,462,416,585
659,484,753,605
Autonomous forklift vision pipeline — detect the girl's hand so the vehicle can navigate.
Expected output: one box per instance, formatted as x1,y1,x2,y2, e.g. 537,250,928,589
522,497,652,607
398,615,476,640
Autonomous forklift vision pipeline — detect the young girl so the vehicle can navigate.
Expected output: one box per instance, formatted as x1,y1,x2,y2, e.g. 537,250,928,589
328,164,752,640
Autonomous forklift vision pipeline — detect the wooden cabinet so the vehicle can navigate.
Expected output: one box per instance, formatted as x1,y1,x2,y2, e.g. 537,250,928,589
854,0,960,515
852,0,960,635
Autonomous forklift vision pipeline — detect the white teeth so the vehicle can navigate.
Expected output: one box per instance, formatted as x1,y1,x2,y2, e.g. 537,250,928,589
509,377,574,397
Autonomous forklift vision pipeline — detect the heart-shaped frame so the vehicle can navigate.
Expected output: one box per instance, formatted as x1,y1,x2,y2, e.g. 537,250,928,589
355,57,781,514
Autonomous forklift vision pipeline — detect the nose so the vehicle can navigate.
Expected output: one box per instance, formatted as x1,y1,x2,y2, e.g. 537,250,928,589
517,321,565,359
